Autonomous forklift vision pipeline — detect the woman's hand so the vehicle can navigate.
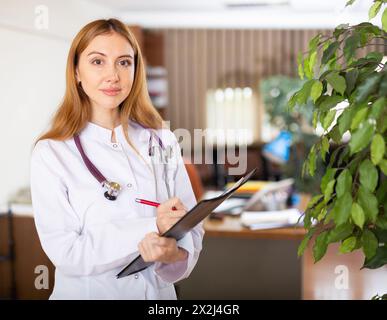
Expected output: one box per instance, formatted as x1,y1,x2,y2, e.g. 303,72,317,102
138,232,188,264
156,197,187,234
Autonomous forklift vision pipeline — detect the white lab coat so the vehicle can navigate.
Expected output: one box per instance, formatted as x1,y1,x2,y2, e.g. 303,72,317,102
30,120,204,300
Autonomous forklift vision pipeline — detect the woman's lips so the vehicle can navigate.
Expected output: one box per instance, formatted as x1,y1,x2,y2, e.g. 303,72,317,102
100,89,121,96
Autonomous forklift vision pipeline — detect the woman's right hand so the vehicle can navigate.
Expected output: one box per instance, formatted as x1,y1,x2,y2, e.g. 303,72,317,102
156,197,187,234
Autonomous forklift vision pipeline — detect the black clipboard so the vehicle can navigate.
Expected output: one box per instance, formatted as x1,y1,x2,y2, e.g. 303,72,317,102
116,167,257,279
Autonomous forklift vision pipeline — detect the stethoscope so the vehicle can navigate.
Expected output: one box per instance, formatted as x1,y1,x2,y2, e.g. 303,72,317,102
73,127,174,201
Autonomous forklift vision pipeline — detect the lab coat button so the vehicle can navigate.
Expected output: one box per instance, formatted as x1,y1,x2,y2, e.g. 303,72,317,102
134,274,139,279
127,183,132,188
112,144,118,148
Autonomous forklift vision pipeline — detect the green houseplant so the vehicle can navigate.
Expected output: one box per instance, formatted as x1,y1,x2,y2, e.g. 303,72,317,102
260,76,324,193
289,0,387,298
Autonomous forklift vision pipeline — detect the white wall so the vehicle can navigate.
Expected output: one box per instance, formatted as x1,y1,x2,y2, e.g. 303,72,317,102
0,0,115,207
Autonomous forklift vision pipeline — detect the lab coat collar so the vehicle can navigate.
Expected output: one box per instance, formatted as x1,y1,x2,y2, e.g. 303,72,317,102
81,121,123,143
80,120,152,152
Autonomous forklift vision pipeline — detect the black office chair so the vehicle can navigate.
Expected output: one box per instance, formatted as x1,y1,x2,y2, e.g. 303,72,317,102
0,205,17,299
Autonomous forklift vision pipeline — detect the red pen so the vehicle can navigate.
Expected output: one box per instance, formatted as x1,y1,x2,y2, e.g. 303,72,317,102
135,198,177,210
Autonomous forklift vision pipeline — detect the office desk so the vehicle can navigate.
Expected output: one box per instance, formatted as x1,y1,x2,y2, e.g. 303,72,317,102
203,192,311,240
176,194,310,299
178,219,304,299
204,216,306,240
178,193,387,300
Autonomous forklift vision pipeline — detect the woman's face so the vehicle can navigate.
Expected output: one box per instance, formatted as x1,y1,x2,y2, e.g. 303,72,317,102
76,32,135,112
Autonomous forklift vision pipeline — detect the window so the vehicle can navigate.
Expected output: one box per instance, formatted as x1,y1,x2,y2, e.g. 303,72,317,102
205,87,258,146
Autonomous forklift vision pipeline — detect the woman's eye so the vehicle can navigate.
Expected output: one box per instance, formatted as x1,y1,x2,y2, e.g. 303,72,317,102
119,59,132,67
92,59,103,65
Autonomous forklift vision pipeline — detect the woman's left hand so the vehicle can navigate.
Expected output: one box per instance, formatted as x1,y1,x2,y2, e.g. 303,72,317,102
138,232,188,264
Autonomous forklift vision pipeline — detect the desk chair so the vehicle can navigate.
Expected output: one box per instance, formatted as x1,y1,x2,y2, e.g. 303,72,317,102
0,206,17,299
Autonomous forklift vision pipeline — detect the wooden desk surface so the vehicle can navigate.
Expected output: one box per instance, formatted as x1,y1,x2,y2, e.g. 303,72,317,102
203,193,310,240
204,216,306,240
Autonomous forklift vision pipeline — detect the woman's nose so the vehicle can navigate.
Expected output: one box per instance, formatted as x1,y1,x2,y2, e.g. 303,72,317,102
105,63,119,82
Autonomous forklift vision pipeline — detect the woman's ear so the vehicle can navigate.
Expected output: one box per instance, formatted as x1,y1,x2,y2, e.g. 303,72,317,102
75,67,80,83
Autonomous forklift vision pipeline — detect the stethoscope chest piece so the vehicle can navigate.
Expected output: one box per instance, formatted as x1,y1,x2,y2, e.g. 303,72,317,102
73,126,169,202
103,181,121,201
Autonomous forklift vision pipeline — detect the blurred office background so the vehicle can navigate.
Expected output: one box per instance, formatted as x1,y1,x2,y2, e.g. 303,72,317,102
0,0,386,299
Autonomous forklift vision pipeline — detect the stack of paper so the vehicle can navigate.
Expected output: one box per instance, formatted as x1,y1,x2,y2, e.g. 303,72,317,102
240,208,303,230
212,198,247,214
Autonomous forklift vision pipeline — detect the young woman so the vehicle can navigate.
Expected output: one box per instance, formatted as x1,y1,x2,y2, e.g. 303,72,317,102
30,18,204,300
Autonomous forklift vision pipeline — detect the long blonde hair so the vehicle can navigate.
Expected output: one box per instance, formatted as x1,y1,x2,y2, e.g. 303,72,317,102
36,18,163,146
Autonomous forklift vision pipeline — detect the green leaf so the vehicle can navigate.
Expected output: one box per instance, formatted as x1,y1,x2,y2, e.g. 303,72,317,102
298,236,310,257
288,92,298,110
321,168,337,192
318,95,345,112
323,109,336,131
311,80,323,103
326,72,347,96
379,159,387,175
383,8,387,32
369,1,382,20
338,147,350,167
362,229,378,259
358,23,381,37
374,227,387,243
334,27,348,39
309,200,325,219
297,52,304,80
321,136,329,162
308,145,317,177
363,246,387,269
317,207,328,222
359,159,378,192
324,180,336,203
339,236,357,253
358,186,379,223
371,134,385,165
338,105,356,135
349,57,379,68
345,0,356,7
313,231,329,262
304,55,310,79
365,51,384,63
344,33,360,62
369,97,385,119
336,169,352,198
307,194,324,209
345,69,359,95
351,203,365,229
312,110,319,128
377,115,387,134
305,52,317,79
350,107,369,130
376,179,387,205
327,223,354,243
378,73,387,97
298,227,317,257
321,41,339,65
355,73,382,103
332,192,353,226
309,34,321,52
349,122,375,155
329,125,342,144
376,214,387,230
297,80,314,106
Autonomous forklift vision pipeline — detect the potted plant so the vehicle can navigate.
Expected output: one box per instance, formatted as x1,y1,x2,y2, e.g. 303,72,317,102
260,76,324,194
289,0,387,299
